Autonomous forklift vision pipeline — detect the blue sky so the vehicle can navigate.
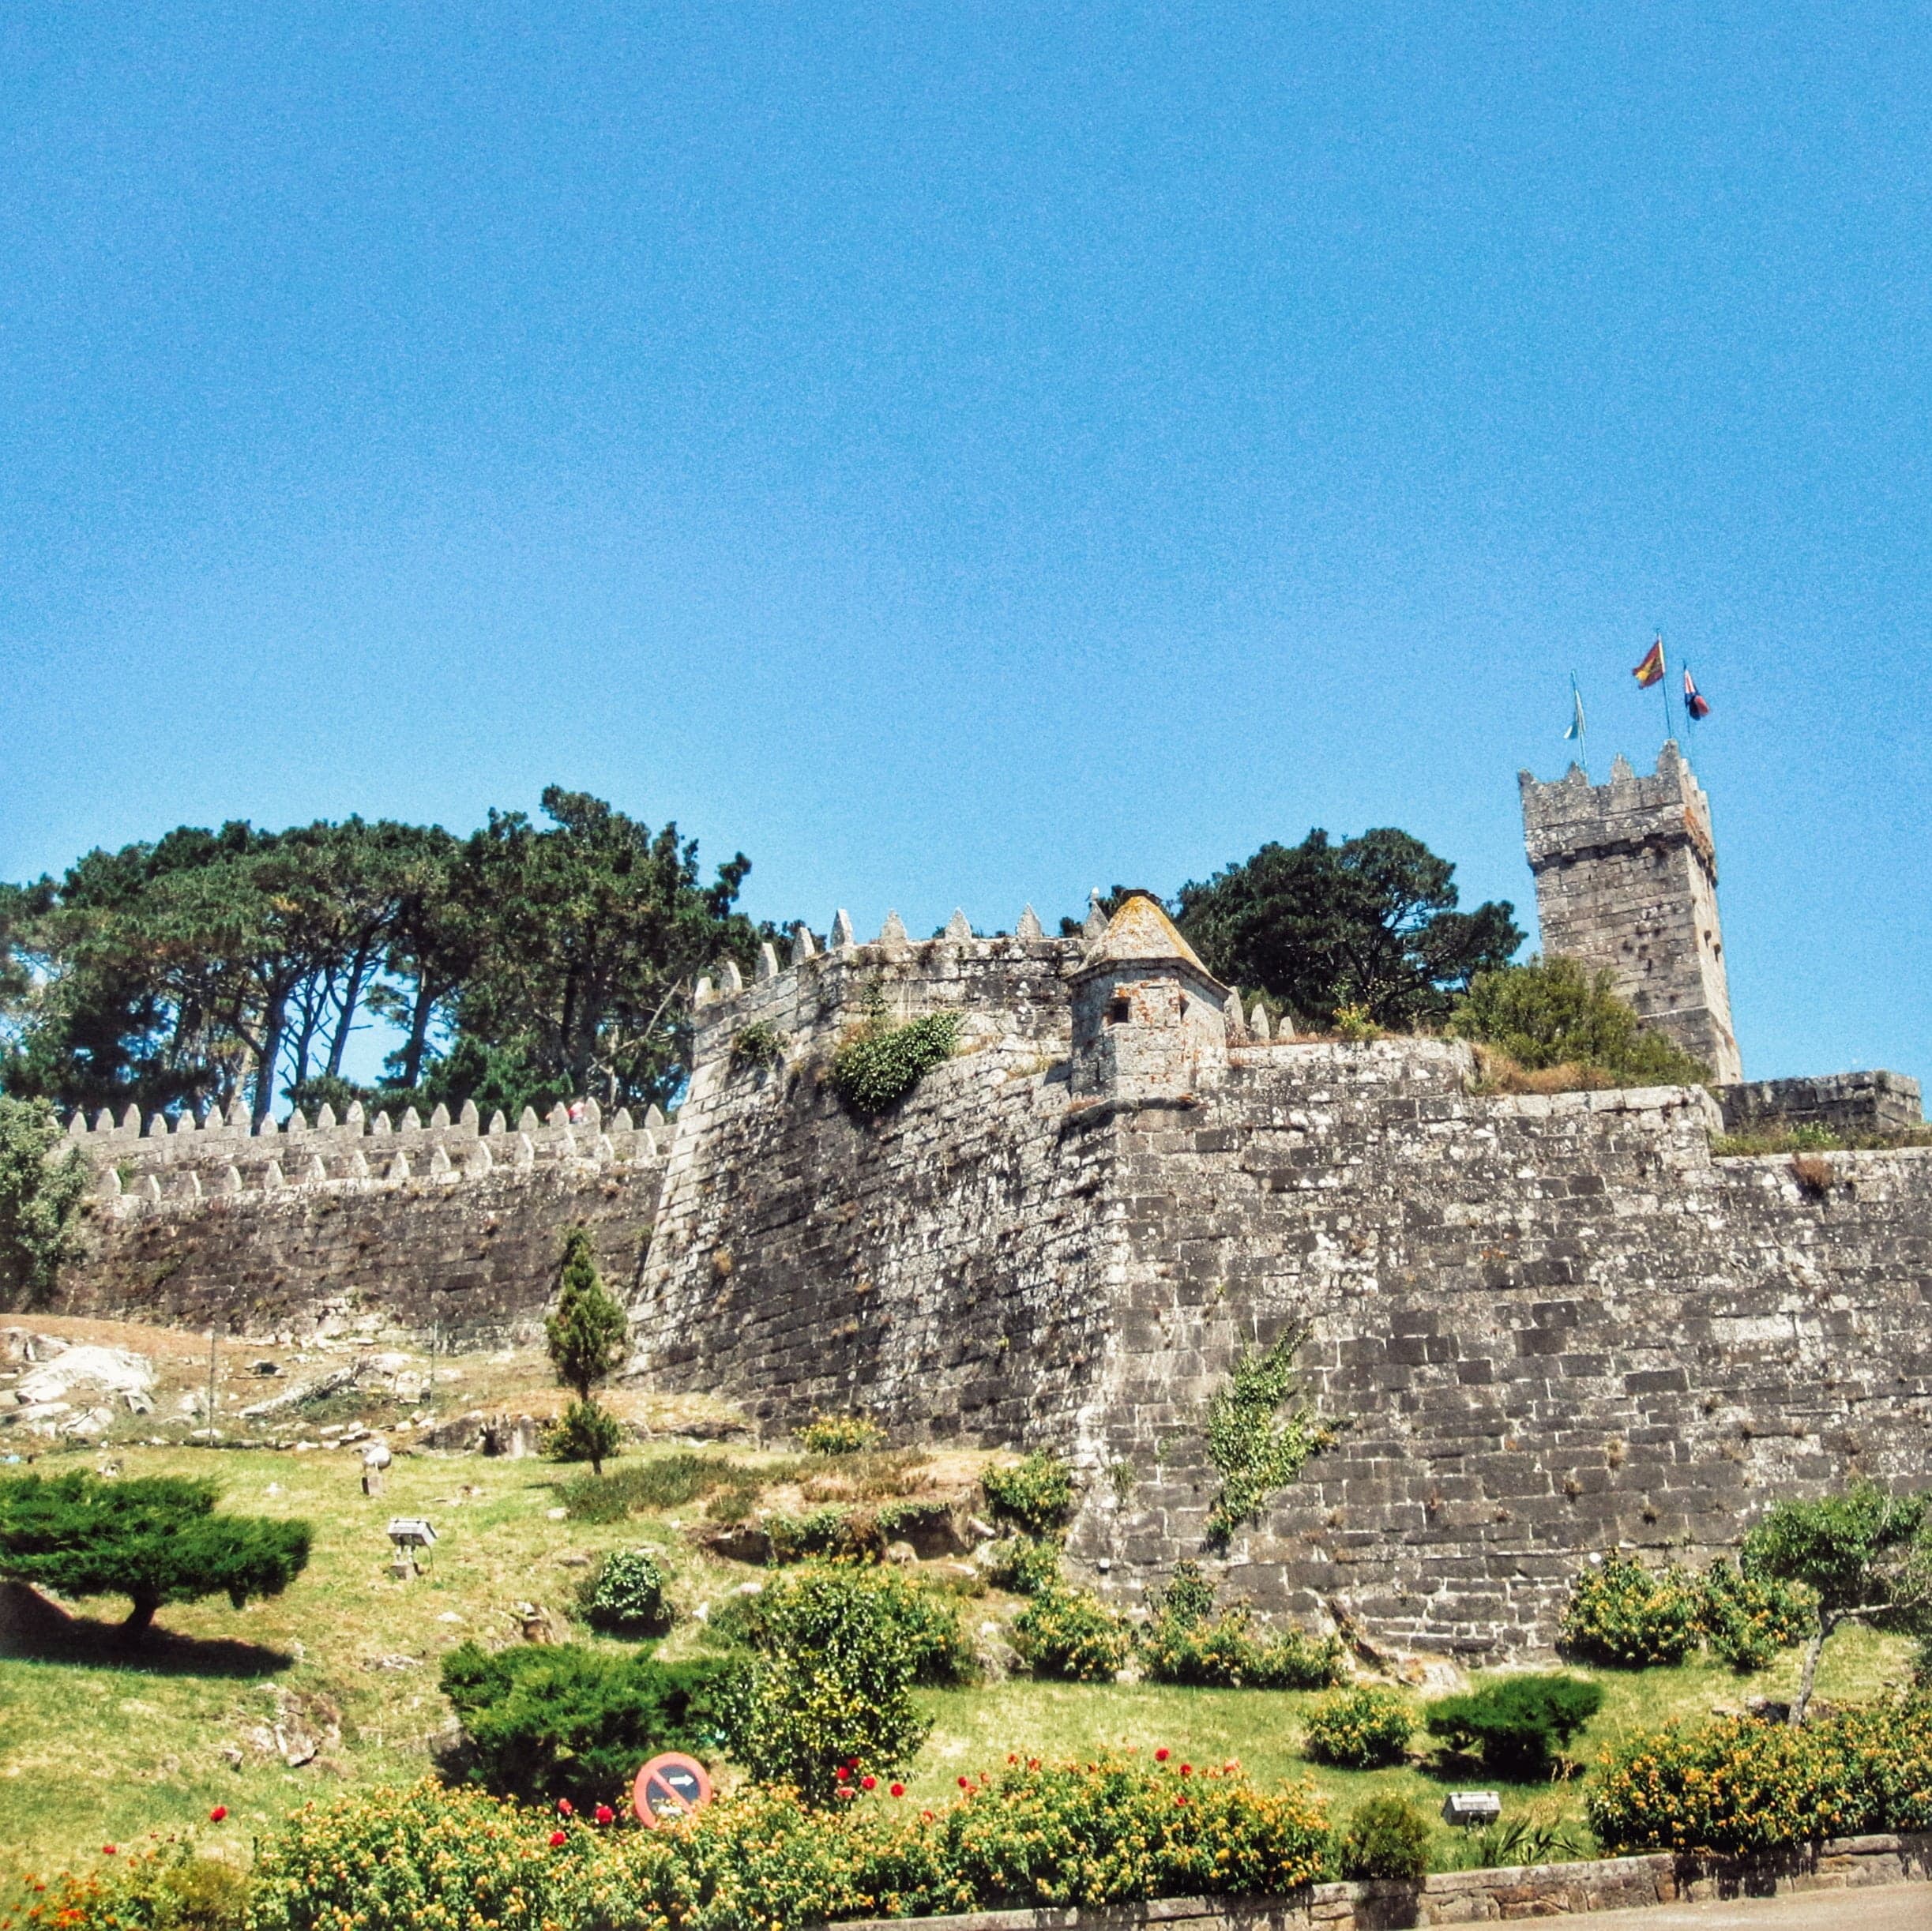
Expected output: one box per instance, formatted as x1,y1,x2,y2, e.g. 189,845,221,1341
2,6,1926,1084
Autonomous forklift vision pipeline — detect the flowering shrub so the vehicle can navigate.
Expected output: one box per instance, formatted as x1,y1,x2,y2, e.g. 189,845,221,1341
1697,1560,1812,1673
983,1534,1062,1597
114,1758,1329,1931
578,1547,675,1636
980,1453,1076,1537
798,1412,886,1456
1559,1555,1701,1668
24,1839,249,1931
1302,1686,1414,1769
1587,1696,1932,1858
1011,1584,1135,1681
724,1566,934,1801
1140,1563,1345,1691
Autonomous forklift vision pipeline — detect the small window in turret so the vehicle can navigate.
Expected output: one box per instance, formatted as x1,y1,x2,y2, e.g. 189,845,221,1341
1107,997,1131,1026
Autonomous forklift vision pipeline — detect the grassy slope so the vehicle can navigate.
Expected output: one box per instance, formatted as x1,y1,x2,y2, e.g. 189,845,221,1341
0,1441,1913,1878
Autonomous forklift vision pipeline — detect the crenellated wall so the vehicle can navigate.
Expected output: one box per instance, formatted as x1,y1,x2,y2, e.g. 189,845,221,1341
30,894,1932,1659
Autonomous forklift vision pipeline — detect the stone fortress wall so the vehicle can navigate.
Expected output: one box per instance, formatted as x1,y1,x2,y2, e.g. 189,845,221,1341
34,748,1932,1656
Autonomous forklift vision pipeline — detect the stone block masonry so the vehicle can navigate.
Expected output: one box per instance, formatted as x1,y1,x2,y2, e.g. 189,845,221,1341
35,885,1932,1659
1520,744,1743,1082
1717,1070,1924,1140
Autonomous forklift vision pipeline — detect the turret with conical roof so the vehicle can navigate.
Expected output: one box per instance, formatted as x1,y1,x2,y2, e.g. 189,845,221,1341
1070,892,1228,1099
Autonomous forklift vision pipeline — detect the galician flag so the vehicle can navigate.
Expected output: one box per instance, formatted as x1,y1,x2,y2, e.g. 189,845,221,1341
1632,638,1666,688
1565,678,1585,742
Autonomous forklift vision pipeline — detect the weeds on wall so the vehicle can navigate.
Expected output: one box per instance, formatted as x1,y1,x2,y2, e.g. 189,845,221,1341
730,1020,787,1073
830,983,961,1114
1203,1324,1335,1546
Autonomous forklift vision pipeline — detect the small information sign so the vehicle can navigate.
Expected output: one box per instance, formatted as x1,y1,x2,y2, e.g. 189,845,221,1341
633,1752,713,1828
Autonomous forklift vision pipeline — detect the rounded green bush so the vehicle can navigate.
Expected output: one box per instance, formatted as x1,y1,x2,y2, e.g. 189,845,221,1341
1425,1674,1604,1780
1012,1584,1135,1681
1303,1686,1415,1769
577,1546,674,1636
1559,1554,1700,1668
1336,1794,1432,1880
981,1452,1076,1535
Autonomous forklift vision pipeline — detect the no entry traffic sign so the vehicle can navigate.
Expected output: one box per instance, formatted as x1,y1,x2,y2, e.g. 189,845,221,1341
633,1752,713,1828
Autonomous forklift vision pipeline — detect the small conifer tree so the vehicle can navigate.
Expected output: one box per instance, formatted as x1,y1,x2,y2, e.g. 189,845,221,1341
543,1227,630,1475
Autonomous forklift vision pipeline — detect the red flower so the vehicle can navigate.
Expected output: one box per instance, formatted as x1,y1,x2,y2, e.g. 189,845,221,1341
958,1775,971,1789
102,1847,116,1857
835,1786,857,1800
1175,1795,1189,1808
836,1767,850,1783
209,1807,227,1823
1179,1764,1193,1776
890,1783,905,1798
595,1805,615,1825
557,1799,573,1816
861,1775,877,1790
1154,1748,1170,1762
549,1830,568,1848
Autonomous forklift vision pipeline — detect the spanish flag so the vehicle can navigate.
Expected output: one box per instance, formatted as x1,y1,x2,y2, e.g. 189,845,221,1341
1632,638,1665,688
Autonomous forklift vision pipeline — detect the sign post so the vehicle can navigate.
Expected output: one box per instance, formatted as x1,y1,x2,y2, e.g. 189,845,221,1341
633,1753,713,1828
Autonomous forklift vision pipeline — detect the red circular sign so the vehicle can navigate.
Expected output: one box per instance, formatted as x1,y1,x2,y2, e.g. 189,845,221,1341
633,1752,713,1828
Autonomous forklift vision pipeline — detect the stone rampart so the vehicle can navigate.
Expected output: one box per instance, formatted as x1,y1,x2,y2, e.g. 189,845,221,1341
1717,1070,1924,1140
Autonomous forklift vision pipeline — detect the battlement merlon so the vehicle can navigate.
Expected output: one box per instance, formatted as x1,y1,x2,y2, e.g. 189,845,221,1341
1519,742,1718,880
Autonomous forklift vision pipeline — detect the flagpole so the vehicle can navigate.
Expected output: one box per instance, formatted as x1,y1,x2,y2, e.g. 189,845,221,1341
1659,635,1673,749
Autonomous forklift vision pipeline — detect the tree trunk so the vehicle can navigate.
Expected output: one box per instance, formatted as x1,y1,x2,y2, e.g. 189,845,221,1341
253,1001,286,1127
398,980,434,1090
122,1595,158,1638
326,941,379,1079
1790,1623,1829,1724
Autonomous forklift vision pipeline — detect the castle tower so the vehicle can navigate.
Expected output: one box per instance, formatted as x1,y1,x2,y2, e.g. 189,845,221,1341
1519,742,1742,1083
1071,893,1228,1099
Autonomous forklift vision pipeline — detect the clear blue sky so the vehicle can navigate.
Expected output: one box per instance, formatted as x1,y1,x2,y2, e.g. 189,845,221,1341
2,6,1926,1084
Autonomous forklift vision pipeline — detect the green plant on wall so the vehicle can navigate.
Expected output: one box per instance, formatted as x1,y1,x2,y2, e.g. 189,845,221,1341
1204,1323,1335,1546
730,1020,787,1073
830,982,960,1114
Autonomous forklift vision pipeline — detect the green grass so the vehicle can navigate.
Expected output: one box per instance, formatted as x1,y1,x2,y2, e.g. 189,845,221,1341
0,1439,1915,1881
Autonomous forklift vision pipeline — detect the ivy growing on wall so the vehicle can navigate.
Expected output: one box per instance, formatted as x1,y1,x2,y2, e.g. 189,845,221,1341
1204,1323,1336,1546
830,985,960,1114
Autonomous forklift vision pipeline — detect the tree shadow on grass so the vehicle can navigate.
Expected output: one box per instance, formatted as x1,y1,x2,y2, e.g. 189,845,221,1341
0,1580,292,1677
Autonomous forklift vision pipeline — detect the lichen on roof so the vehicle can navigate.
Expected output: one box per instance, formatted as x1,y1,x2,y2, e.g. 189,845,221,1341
1084,892,1216,977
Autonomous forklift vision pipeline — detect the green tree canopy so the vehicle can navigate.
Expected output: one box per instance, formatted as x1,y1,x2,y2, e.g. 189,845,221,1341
0,1471,312,1635
1742,1483,1932,1722
1449,955,1710,1084
1175,828,1521,1029
0,1095,90,1305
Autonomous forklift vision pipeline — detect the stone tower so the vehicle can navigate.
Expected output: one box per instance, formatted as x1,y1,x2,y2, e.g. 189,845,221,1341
1519,742,1742,1083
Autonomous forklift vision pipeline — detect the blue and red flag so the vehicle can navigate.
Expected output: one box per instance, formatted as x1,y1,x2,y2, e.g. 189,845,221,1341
1682,667,1710,720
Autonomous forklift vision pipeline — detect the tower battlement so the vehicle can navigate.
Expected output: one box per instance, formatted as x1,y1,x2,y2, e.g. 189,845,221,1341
1519,743,1742,1083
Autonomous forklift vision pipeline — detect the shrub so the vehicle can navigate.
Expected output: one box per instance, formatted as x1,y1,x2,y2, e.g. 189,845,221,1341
1446,1809,1590,1871
1011,1584,1136,1682
1331,1003,1381,1045
577,1547,675,1636
830,989,961,1115
1425,1674,1604,1780
1203,1326,1332,1546
983,1534,1062,1597
713,1565,973,1687
980,1451,1076,1536
541,1396,626,1472
1697,1559,1811,1673
1303,1686,1414,1768
1140,1560,1346,1691
1449,955,1710,1086
438,1640,734,1812
26,1839,250,1931
0,1471,310,1635
1560,1555,1701,1668
1587,1696,1932,1857
731,1020,787,1071
767,1505,885,1565
243,1757,1331,1931
799,1411,887,1456
559,1452,780,1522
724,1565,934,1801
1335,1794,1431,1881
0,1093,90,1302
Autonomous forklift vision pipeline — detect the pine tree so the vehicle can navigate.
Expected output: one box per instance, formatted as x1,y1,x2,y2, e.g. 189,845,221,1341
543,1228,630,1475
